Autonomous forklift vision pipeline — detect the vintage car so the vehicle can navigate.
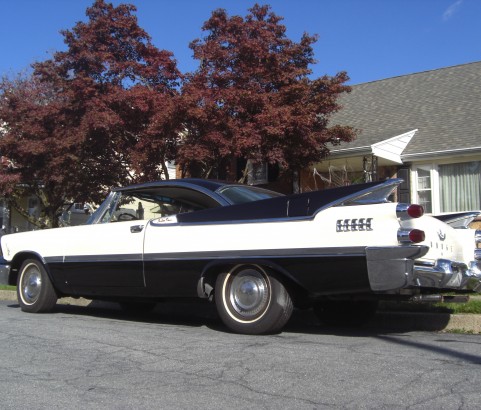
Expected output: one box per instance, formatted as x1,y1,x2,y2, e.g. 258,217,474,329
0,178,480,334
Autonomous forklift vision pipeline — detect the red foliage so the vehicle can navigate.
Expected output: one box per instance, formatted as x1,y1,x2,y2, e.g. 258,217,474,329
0,1,357,225
178,4,356,179
0,0,182,226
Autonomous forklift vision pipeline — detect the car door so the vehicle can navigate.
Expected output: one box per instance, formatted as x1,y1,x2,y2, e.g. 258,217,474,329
142,217,203,297
59,219,146,294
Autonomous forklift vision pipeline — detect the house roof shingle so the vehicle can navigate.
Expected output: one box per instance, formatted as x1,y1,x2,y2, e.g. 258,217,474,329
330,61,481,159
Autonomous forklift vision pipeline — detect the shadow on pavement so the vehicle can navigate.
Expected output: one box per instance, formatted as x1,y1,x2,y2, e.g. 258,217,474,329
6,299,453,336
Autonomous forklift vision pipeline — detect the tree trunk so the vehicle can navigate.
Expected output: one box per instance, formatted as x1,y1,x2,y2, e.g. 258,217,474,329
161,160,170,180
292,169,300,194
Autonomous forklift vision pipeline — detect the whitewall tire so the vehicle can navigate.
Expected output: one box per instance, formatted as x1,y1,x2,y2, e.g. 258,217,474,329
215,264,293,334
17,259,57,313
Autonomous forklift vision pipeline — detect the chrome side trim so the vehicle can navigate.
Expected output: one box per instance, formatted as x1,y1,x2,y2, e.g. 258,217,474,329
144,246,368,262
151,214,316,227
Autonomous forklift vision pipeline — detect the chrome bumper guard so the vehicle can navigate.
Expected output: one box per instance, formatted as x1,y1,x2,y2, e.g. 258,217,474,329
366,245,429,292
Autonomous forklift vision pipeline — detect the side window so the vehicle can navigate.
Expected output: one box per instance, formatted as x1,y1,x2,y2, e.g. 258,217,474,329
96,187,219,224
112,195,158,222
100,192,122,223
102,193,189,222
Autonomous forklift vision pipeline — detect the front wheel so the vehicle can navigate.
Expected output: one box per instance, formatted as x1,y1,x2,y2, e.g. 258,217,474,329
17,259,58,313
215,265,293,335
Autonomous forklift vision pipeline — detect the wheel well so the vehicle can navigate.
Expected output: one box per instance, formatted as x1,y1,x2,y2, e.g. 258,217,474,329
9,253,45,286
199,264,235,299
199,262,308,306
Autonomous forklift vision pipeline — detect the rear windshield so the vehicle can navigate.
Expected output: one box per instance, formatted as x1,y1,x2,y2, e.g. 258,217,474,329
216,185,284,205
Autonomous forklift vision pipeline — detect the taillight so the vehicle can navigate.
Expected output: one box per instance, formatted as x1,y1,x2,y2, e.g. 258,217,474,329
397,203,424,219
398,229,426,244
407,204,424,218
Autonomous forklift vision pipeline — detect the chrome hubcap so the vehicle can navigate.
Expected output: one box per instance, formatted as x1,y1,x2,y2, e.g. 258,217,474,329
21,264,42,305
229,268,269,318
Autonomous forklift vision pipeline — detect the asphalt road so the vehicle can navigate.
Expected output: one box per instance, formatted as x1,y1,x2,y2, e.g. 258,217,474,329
1,300,481,409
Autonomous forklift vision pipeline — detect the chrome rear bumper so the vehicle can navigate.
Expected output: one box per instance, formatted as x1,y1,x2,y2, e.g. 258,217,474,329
413,259,481,292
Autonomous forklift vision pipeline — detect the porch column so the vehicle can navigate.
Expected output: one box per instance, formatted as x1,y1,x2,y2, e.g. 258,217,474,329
363,154,379,182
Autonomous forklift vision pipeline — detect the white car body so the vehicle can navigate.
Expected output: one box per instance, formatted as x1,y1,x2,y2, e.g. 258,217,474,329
1,178,479,334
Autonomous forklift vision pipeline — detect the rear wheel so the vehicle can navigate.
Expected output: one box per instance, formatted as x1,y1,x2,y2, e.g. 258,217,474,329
17,259,57,313
313,300,378,327
215,264,293,335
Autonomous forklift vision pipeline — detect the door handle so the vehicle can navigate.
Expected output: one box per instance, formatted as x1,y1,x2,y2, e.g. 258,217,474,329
130,225,144,233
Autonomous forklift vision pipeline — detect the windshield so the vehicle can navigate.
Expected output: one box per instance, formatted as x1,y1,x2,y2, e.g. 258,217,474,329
216,185,284,205
86,186,223,224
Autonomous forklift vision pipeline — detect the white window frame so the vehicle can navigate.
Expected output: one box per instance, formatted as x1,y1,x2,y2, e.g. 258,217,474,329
411,164,438,214
411,158,481,215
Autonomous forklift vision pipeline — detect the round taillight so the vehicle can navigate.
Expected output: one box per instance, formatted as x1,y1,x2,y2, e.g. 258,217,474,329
407,204,424,218
409,229,425,243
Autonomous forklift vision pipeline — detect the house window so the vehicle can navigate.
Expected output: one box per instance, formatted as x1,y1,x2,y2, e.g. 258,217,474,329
416,167,433,213
439,161,481,212
413,160,481,214
247,160,268,185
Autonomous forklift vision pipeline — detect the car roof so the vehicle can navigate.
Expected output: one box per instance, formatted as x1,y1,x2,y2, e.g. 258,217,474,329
112,178,229,193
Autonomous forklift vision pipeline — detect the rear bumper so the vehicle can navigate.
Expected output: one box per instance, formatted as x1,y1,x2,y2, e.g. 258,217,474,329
413,259,481,292
366,246,481,293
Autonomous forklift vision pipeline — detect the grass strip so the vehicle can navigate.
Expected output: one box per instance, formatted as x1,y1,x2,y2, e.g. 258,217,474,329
379,299,481,315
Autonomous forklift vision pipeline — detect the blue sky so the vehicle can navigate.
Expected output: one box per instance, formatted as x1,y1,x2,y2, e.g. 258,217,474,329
1,0,480,84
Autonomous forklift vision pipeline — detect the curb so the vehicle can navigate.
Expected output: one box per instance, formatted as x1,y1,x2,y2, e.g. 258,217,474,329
1,290,480,333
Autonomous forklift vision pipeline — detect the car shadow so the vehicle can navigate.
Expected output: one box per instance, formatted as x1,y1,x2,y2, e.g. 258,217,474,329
284,309,453,336
53,300,226,331
7,299,453,336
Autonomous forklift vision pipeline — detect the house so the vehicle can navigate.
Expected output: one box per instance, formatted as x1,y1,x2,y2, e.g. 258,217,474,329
303,61,481,215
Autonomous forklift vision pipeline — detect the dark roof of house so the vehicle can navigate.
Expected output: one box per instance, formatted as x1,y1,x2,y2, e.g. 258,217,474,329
330,61,481,159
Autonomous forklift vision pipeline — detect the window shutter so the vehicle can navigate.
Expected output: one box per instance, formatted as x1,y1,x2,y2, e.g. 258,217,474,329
397,167,411,203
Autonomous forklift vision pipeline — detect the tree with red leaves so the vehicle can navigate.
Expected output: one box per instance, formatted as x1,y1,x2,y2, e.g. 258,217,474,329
178,4,356,190
0,0,181,228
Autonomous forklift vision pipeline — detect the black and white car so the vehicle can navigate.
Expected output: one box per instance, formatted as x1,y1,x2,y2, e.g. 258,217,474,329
1,178,480,334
